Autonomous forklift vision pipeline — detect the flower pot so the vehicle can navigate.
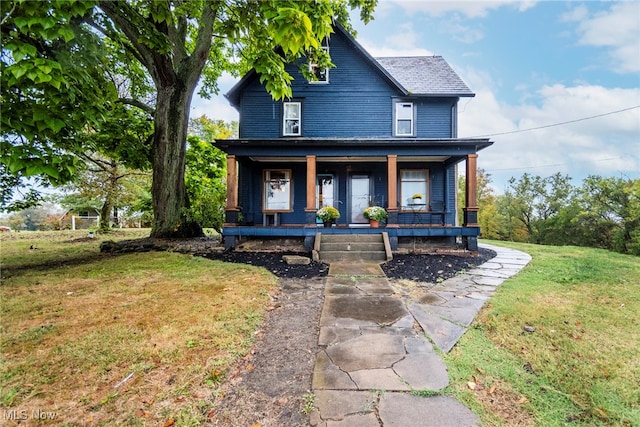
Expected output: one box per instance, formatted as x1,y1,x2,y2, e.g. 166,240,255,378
369,219,379,228
323,220,334,228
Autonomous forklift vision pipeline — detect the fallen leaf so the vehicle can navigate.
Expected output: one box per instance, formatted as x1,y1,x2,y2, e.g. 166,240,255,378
174,397,186,403
596,408,607,418
518,397,528,404
250,424,261,427
475,367,485,374
246,364,254,371
86,417,93,423
163,420,175,427
472,375,480,384
467,381,477,390
488,385,497,395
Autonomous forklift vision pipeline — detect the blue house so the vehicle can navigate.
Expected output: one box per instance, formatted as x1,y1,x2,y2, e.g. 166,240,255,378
215,24,492,253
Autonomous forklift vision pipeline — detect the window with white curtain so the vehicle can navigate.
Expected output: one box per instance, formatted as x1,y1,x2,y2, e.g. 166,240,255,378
400,169,428,209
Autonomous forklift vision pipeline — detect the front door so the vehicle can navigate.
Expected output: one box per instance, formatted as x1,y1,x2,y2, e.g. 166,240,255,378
350,174,370,224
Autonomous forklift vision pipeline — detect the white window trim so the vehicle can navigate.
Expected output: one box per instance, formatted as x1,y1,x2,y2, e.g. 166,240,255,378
283,102,301,136
395,102,414,136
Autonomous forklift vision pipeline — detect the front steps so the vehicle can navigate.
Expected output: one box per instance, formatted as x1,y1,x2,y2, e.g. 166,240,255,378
314,232,392,262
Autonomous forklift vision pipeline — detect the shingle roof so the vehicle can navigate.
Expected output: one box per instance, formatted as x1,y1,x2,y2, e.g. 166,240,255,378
375,56,474,97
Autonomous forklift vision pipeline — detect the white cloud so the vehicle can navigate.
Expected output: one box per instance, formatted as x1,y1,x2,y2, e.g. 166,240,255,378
358,22,434,57
190,96,238,123
458,69,640,192
568,2,640,73
440,18,485,44
191,72,240,123
390,0,537,18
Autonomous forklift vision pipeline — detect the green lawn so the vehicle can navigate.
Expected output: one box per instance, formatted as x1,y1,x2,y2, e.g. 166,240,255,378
1,230,276,425
445,241,640,426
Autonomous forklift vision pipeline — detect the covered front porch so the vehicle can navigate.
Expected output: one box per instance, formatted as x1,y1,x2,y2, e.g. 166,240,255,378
216,138,492,252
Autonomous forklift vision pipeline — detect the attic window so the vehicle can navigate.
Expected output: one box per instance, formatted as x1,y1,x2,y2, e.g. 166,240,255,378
283,102,301,136
395,102,414,136
309,40,329,83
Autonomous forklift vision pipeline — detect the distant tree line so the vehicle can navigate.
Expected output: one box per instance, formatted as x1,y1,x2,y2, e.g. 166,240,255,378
460,170,640,255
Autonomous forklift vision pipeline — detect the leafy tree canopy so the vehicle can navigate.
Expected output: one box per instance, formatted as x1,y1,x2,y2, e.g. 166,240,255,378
1,0,377,236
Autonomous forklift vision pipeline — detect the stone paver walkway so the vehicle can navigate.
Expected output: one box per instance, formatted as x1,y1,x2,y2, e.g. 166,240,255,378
310,244,531,426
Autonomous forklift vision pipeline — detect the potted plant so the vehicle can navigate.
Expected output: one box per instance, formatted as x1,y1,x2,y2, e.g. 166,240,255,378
316,206,340,227
363,206,387,228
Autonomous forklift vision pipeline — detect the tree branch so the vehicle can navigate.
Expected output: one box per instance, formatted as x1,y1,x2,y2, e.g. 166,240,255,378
96,1,162,83
117,98,155,115
182,1,218,87
85,15,146,66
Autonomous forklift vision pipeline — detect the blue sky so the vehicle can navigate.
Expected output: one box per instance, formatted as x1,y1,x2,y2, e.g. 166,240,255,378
192,0,640,194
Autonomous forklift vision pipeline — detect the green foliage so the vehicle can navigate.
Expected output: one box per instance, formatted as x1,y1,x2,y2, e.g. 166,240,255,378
1,0,152,210
461,170,639,255
578,176,640,255
184,116,234,232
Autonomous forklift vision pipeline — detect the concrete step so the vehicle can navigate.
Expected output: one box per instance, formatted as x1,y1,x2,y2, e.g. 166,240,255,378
316,232,390,263
320,234,383,243
320,250,387,262
320,242,385,252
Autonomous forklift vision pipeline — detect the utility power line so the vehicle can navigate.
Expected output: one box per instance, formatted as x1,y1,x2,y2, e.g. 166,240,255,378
464,105,640,138
486,156,628,172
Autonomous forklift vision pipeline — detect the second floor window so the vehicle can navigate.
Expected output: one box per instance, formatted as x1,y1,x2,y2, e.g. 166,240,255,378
395,102,414,136
309,42,329,83
283,102,301,136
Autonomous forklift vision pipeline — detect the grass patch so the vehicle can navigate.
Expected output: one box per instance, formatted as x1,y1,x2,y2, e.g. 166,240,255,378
1,230,276,425
445,241,640,426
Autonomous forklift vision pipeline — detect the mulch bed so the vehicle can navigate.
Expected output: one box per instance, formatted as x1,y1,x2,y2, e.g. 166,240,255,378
205,248,496,282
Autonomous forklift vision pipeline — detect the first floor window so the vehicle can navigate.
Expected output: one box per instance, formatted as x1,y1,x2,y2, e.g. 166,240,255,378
395,102,414,136
283,102,301,136
264,170,292,211
400,169,428,209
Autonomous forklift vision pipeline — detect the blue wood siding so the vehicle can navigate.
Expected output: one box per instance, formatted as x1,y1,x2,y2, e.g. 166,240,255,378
237,30,457,139
415,100,455,138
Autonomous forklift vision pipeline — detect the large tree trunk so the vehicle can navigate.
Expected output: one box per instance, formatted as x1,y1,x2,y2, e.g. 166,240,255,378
149,82,199,238
96,1,216,239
